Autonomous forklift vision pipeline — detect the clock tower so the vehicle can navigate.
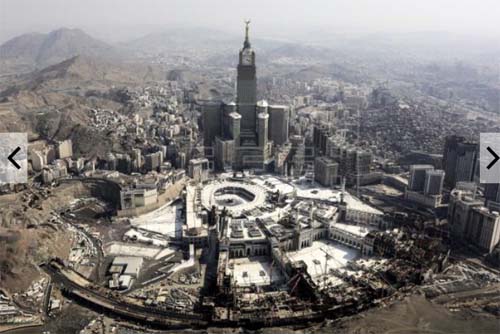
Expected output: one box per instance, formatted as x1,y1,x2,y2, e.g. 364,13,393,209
237,20,257,131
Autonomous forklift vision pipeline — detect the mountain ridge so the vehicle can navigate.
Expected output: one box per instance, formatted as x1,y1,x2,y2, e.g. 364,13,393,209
0,28,124,72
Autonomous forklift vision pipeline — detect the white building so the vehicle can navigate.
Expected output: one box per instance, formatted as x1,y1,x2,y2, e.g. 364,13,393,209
329,222,376,255
120,186,158,210
108,256,144,290
466,207,500,253
57,139,73,159
188,158,209,182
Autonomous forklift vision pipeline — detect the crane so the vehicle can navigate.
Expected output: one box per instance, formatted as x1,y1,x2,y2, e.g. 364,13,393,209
286,273,302,296
289,274,302,296
319,248,331,288
269,259,275,284
319,247,345,288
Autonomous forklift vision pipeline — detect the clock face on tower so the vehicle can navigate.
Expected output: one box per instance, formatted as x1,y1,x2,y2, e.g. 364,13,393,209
241,50,253,65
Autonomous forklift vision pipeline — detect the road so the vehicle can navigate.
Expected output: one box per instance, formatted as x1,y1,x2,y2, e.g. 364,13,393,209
41,261,208,329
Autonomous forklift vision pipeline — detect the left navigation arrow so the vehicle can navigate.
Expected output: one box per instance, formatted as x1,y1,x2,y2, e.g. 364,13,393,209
0,133,27,184
8,146,21,169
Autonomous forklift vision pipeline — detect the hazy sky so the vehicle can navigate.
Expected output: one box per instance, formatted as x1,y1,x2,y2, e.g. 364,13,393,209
1,0,499,42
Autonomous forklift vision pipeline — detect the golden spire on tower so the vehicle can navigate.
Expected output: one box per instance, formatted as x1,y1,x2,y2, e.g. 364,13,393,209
244,19,251,48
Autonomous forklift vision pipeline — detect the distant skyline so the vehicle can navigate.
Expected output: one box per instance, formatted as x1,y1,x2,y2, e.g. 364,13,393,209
1,0,500,43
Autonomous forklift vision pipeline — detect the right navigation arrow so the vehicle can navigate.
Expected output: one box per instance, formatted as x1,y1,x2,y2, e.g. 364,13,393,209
487,146,499,170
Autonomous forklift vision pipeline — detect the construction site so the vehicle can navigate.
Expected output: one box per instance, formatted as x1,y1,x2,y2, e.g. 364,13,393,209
0,171,493,333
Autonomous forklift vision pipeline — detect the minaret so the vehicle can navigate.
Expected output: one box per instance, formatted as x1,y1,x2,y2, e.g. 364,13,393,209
340,177,346,204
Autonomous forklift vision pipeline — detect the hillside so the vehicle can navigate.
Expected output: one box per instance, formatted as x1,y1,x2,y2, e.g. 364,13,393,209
0,55,152,155
1,54,166,96
0,28,124,73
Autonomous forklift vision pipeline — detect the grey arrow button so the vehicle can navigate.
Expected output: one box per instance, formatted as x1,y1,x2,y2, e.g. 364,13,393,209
0,133,27,184
480,133,500,184
486,146,499,170
8,146,21,169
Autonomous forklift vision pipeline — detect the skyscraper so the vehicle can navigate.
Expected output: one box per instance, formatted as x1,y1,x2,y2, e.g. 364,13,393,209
466,207,500,253
202,102,223,147
424,169,445,195
485,184,500,203
268,105,289,146
314,156,339,187
313,124,332,156
443,135,478,188
201,22,289,171
234,21,271,170
237,20,257,130
409,165,434,192
405,165,444,208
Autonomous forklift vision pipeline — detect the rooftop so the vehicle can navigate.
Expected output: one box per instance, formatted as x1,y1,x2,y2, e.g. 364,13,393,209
227,218,266,241
331,222,376,238
294,182,382,215
287,240,357,287
228,256,284,287
112,256,143,276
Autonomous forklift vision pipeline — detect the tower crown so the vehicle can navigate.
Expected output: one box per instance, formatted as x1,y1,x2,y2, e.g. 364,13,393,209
243,19,251,49
239,19,255,66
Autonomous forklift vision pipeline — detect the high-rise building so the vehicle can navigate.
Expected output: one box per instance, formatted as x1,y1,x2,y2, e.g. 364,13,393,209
214,137,234,171
443,135,478,188
466,207,500,253
257,112,268,148
408,165,434,192
344,149,374,185
448,188,483,237
201,22,288,171
237,21,257,130
314,157,339,187
233,23,271,170
424,169,445,195
145,152,162,171
188,158,209,182
485,184,500,204
116,154,132,174
268,105,289,146
323,137,378,186
449,187,500,253
405,165,444,208
202,102,223,150
227,112,241,146
292,143,305,177
313,124,333,156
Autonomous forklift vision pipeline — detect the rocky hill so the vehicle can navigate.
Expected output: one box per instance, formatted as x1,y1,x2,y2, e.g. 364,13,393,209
5,55,149,94
0,55,153,155
0,28,123,73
